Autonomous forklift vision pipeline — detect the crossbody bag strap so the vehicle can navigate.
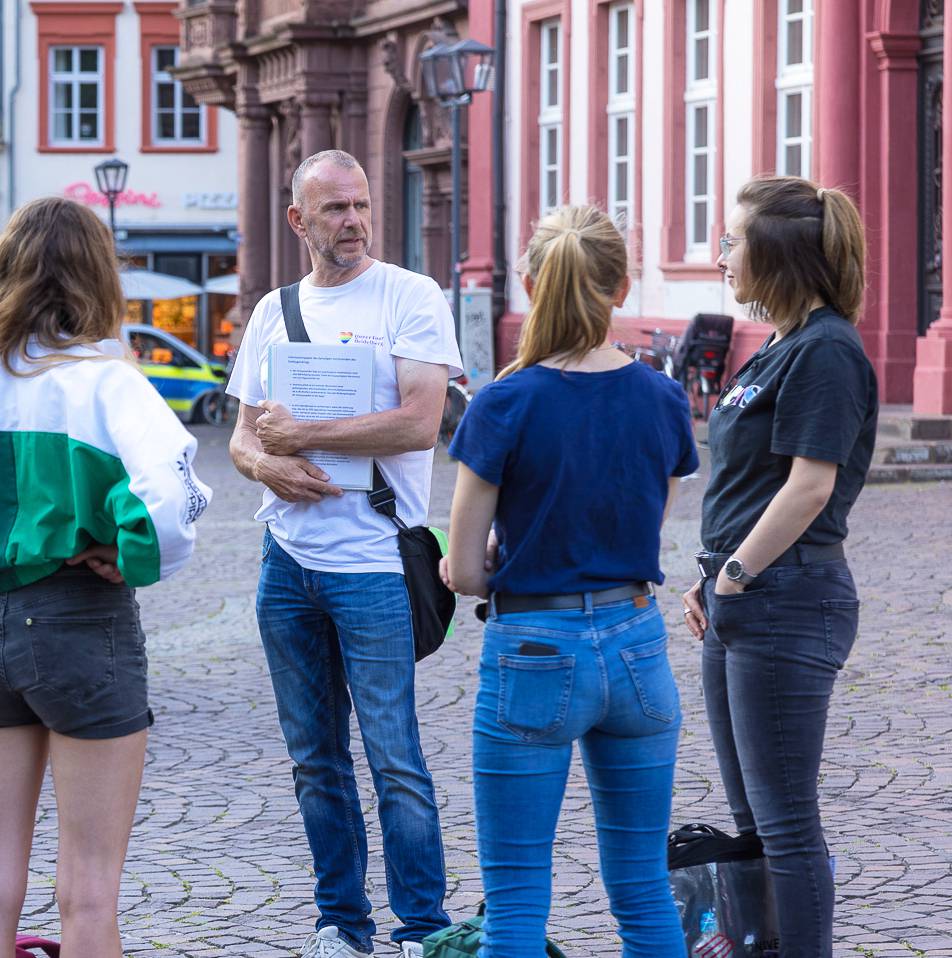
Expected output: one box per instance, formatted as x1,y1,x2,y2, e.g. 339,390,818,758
368,462,408,531
279,283,309,343
279,282,405,528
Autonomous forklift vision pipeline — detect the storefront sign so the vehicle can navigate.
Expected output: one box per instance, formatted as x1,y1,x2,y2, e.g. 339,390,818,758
184,192,238,210
64,182,161,208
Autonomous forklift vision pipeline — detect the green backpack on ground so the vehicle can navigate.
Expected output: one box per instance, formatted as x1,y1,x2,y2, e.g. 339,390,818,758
422,904,567,957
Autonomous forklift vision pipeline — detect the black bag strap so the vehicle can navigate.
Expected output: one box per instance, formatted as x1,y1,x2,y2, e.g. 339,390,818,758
279,283,309,344
278,283,406,531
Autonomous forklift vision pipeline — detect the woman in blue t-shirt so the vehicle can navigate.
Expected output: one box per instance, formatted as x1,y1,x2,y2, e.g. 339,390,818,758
444,205,697,957
681,177,878,958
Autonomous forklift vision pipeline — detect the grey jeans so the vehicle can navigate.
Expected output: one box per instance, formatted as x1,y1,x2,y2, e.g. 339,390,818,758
0,564,153,738
701,559,859,958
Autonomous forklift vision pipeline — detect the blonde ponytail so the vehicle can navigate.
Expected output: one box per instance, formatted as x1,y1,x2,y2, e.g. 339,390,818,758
498,205,628,379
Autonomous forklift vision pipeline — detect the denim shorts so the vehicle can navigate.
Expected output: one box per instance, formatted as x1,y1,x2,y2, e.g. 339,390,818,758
0,564,153,739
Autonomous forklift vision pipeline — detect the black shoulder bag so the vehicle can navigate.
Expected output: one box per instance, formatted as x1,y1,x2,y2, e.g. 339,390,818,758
278,284,455,661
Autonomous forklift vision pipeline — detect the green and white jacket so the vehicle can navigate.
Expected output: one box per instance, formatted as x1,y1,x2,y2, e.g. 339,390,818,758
1,339,212,591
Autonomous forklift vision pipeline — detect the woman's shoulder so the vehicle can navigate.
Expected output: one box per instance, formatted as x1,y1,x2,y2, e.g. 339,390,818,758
800,308,866,351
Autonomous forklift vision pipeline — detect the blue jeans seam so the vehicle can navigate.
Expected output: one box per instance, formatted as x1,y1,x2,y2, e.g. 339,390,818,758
593,640,611,728
321,622,371,945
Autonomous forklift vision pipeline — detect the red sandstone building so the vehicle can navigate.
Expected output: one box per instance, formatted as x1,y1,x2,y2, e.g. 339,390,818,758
177,1,952,414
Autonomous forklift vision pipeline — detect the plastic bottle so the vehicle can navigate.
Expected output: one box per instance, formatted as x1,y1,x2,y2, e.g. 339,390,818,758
690,910,719,956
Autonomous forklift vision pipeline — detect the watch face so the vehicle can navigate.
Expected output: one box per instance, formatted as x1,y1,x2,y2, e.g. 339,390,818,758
725,559,744,580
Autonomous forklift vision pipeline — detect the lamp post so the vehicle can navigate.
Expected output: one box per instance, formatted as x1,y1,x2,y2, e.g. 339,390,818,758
420,38,495,340
94,157,129,240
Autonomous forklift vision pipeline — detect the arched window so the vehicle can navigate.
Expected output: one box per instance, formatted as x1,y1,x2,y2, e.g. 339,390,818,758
402,103,424,275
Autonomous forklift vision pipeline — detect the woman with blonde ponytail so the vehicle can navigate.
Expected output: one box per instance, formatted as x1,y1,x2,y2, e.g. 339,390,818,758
681,176,878,958
443,206,697,957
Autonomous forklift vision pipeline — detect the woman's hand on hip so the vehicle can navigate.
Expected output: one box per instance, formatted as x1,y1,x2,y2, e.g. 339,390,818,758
66,543,125,584
681,579,708,640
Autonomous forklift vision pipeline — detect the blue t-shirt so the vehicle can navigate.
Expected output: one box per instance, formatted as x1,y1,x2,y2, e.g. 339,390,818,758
448,362,699,595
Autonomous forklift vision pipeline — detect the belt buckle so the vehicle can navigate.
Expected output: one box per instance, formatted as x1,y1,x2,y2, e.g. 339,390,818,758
694,551,714,579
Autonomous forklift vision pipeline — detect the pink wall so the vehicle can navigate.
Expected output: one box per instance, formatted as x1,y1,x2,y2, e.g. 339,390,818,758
460,3,495,289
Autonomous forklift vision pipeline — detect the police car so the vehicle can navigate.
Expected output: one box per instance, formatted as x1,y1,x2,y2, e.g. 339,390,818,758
121,324,233,424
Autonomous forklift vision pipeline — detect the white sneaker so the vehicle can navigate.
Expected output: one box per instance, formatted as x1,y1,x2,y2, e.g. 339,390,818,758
399,944,424,958
300,926,368,958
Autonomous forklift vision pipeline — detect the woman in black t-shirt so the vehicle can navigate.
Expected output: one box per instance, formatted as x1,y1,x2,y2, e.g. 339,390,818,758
681,176,878,958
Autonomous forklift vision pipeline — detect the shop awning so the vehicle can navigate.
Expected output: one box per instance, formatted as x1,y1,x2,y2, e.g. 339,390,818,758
120,269,204,301
204,273,239,295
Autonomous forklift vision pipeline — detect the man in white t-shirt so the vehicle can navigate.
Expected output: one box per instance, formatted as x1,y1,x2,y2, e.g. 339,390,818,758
227,150,461,958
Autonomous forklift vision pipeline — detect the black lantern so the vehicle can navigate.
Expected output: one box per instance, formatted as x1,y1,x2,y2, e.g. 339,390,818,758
420,39,495,104
94,157,129,239
446,38,495,98
419,43,457,102
419,37,495,344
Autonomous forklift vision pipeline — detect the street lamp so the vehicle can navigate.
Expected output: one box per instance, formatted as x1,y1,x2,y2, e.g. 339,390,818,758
420,38,495,339
94,157,129,240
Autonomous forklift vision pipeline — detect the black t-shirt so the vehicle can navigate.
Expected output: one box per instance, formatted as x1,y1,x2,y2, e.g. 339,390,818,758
701,307,879,553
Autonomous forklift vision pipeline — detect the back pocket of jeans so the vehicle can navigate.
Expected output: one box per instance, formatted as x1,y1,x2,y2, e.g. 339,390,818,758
620,638,680,723
28,615,116,704
821,599,859,669
496,654,575,742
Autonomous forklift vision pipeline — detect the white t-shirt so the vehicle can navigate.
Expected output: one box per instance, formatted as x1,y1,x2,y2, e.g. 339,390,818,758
227,260,462,573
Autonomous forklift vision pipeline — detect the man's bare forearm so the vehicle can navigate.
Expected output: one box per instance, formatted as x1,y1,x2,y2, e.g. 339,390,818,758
230,420,264,481
293,405,439,457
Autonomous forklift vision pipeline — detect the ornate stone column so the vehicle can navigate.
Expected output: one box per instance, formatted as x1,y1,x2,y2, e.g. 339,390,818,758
297,96,336,275
237,88,272,320
299,96,335,161
273,101,302,287
815,0,861,191
914,16,952,413
869,30,922,402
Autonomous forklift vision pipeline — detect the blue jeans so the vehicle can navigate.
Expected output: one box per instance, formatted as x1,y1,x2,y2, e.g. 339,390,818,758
256,530,449,952
701,559,859,958
473,596,686,958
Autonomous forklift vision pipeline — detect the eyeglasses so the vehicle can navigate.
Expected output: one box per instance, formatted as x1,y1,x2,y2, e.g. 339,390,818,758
718,235,744,257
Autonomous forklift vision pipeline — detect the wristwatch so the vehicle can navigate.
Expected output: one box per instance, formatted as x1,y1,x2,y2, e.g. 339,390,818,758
724,556,757,586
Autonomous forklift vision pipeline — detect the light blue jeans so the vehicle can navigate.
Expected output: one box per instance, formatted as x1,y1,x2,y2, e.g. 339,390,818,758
473,596,686,958
256,530,449,952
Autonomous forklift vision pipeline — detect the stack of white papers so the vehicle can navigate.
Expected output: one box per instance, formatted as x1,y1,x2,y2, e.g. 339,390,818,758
267,342,375,490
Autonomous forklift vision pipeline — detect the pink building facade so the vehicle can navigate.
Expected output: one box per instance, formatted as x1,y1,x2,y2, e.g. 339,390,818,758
176,0,952,412
492,0,952,413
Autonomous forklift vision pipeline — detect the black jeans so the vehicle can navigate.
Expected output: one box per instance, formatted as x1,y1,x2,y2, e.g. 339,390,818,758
701,559,859,958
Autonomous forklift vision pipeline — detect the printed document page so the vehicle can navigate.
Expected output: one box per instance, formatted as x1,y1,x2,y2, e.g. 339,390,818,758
267,343,375,490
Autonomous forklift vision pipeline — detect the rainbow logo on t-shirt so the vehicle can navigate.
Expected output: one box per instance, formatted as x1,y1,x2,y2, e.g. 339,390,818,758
339,331,353,344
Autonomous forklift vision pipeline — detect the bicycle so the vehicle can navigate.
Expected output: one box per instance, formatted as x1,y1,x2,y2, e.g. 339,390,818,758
612,328,678,378
440,376,471,447
195,353,239,426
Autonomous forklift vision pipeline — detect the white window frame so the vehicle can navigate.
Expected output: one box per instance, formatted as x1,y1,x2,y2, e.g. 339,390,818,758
607,2,635,232
152,45,205,145
686,0,714,86
538,19,562,216
49,46,104,147
776,0,814,177
684,0,716,257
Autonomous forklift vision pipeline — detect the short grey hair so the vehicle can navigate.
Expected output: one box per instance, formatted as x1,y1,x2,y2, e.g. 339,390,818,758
291,150,361,205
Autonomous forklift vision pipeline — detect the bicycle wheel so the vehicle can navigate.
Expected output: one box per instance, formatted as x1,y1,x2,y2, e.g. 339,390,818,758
439,381,471,446
196,389,236,426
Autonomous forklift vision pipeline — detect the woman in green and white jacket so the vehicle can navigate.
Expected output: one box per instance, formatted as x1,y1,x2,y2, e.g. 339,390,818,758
0,197,211,958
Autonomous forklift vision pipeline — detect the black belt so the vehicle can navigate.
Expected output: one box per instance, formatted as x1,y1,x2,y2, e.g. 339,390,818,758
694,542,845,580
484,582,651,619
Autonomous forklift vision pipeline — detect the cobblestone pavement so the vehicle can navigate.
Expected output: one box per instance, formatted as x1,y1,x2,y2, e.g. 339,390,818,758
18,426,952,957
